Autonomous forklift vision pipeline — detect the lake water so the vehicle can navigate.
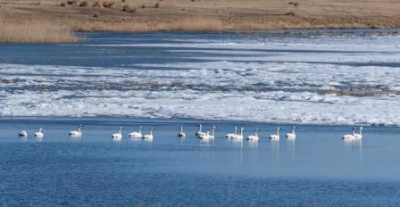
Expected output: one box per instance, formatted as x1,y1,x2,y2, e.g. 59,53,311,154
0,118,400,206
1,31,400,206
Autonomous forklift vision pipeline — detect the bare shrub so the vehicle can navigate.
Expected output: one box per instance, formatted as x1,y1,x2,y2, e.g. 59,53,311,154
79,1,88,7
285,11,295,16
102,1,114,8
66,0,76,5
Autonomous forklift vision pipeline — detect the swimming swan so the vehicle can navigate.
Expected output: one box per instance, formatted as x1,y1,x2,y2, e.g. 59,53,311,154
112,127,123,141
199,126,215,140
195,124,206,138
269,127,280,141
142,128,154,141
285,126,296,140
343,127,356,141
231,127,244,140
225,126,238,139
34,128,44,139
18,130,28,138
246,129,259,142
129,126,143,139
177,126,186,138
69,126,82,138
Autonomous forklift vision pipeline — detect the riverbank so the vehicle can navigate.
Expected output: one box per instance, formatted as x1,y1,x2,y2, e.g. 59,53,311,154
1,0,400,42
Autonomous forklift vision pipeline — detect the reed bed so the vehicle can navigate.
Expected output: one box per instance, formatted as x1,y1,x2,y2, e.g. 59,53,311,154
0,19,78,43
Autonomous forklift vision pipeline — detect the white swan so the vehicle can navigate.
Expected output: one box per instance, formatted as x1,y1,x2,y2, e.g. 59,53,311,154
269,127,280,141
112,127,123,141
246,130,259,142
225,126,238,139
129,126,143,139
69,126,82,138
34,128,44,139
199,126,215,140
342,127,356,141
286,126,296,140
18,130,28,138
231,127,244,141
177,126,186,138
142,129,154,141
195,124,206,138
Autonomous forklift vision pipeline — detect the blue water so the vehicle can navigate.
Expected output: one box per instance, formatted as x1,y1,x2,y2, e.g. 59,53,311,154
0,118,400,206
2,30,400,206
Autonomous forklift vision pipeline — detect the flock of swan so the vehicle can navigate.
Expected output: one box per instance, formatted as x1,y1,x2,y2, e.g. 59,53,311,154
16,125,363,142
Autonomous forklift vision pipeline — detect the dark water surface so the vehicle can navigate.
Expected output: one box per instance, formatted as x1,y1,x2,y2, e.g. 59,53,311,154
0,118,400,206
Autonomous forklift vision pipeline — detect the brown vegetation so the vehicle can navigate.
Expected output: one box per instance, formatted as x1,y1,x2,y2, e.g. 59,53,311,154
288,2,299,7
285,11,295,16
0,18,78,43
1,0,400,43
122,5,135,13
66,0,76,6
79,1,88,7
102,1,114,8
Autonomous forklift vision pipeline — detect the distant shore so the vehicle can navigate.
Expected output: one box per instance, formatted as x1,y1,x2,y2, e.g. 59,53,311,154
2,0,400,43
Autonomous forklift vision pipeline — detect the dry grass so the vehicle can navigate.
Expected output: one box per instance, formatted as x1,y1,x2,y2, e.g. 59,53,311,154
168,17,225,32
66,16,226,32
0,18,78,43
2,0,400,40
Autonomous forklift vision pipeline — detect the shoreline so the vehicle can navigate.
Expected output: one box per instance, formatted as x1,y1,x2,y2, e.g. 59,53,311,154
1,25,399,44
2,0,400,43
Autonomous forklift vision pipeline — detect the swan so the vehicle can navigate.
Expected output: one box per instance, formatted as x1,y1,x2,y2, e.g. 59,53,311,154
177,126,186,138
353,127,363,140
231,127,244,140
225,126,238,139
112,127,123,141
69,126,82,138
142,129,154,141
18,130,28,138
285,126,296,140
269,127,280,141
34,128,44,139
342,127,356,141
246,129,259,142
129,126,143,139
199,126,215,140
195,124,206,138
199,131,211,140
